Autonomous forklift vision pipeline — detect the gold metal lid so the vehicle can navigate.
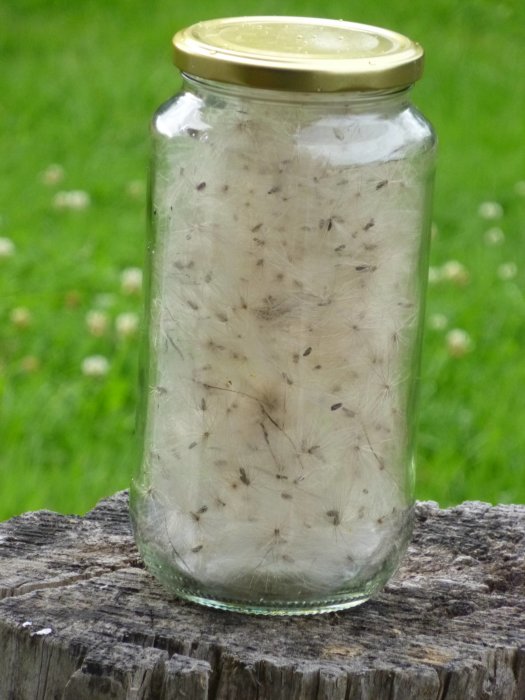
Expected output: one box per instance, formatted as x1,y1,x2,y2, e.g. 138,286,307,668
173,16,424,92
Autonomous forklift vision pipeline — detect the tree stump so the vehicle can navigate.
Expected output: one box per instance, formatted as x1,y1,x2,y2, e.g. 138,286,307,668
0,491,524,699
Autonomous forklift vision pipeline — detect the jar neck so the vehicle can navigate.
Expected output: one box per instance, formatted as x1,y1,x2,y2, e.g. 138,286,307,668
181,73,413,110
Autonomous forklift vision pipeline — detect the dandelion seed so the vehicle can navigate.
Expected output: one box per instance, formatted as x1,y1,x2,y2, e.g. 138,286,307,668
484,227,505,246
239,467,250,485
53,190,91,210
446,329,472,358
497,262,517,281
86,310,109,337
10,307,32,328
116,312,139,338
428,313,448,331
120,267,143,295
478,201,503,220
81,355,110,377
40,164,64,186
441,260,470,286
0,237,15,259
326,509,341,526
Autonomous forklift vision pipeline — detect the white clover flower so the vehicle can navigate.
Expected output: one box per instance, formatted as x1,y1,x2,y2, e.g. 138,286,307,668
81,355,110,377
53,190,91,210
41,164,64,186
478,201,503,220
497,262,517,281
484,227,505,246
428,266,442,284
10,307,32,328
85,310,109,337
441,260,470,286
116,312,139,338
514,181,525,197
120,267,143,295
0,237,15,259
428,313,448,331
446,329,472,358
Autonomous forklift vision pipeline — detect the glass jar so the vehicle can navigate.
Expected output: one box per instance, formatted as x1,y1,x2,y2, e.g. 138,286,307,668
130,16,436,615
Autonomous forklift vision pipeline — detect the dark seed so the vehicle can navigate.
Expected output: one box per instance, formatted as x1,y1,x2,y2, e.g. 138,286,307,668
326,509,341,526
303,347,312,356
196,182,206,191
331,402,343,411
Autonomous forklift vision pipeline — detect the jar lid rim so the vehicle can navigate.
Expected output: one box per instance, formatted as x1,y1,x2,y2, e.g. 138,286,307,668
172,16,424,92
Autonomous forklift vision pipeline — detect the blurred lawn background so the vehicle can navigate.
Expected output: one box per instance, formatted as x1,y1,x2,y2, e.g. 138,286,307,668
1,0,524,519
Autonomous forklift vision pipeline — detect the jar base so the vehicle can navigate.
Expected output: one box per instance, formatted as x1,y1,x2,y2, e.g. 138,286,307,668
139,546,394,616
172,588,373,616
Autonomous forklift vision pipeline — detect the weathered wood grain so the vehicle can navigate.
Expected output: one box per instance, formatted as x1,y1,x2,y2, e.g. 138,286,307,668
0,492,524,699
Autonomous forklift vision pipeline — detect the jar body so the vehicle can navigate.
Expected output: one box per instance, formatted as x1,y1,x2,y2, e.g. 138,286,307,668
130,76,436,615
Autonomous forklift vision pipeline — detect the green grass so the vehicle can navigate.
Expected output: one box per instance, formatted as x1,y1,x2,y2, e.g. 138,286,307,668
1,0,524,519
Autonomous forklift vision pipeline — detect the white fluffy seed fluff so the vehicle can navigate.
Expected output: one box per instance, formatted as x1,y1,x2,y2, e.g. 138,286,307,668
136,95,432,595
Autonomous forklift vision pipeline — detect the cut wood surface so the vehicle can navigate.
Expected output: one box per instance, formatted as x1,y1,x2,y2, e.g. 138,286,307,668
0,491,524,699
